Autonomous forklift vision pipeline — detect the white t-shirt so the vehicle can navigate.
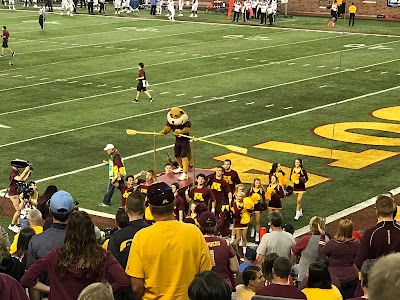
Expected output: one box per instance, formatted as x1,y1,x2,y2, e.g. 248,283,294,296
256,230,295,259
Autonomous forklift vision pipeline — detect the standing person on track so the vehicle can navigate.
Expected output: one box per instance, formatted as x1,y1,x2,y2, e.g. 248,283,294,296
290,158,308,221
189,0,198,17
348,3,356,26
178,0,183,16
1,26,15,58
132,62,153,103
39,5,46,30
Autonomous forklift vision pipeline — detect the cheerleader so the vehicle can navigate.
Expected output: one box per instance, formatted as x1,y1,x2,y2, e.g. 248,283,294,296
231,192,250,255
230,184,245,243
269,163,286,186
265,174,285,213
246,178,266,242
290,158,308,220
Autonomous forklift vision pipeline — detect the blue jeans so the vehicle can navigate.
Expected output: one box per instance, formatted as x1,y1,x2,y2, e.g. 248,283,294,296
103,180,115,205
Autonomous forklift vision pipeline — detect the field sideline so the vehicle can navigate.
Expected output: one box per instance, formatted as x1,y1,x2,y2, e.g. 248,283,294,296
0,8,399,229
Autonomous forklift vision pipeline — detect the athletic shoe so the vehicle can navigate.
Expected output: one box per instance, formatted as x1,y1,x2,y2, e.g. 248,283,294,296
194,14,198,17
250,227,255,237
294,210,303,220
12,52,14,56
255,232,260,242
178,172,188,181
173,167,183,173
99,203,110,207
149,98,153,103
189,13,193,17
178,13,183,16
8,224,20,233
132,99,139,103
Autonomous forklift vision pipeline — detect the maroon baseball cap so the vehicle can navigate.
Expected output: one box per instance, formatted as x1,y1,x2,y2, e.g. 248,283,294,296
198,212,217,227
147,182,174,206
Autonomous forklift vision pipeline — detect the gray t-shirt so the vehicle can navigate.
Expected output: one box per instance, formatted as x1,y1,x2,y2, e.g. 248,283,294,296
256,231,295,259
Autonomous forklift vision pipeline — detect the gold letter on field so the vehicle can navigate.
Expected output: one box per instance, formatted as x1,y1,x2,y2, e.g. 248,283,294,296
254,141,398,170
213,153,330,188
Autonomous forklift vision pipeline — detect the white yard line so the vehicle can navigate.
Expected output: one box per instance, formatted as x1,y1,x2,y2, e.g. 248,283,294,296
246,102,255,105
1,65,400,149
265,104,274,107
283,106,293,109
294,186,400,238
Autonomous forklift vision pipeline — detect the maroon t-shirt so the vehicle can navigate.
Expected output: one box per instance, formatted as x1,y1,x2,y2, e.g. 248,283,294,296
167,121,191,141
2,30,9,40
117,184,135,207
209,176,231,207
174,195,185,220
256,283,307,299
8,169,20,196
222,170,241,193
189,186,215,204
205,236,236,289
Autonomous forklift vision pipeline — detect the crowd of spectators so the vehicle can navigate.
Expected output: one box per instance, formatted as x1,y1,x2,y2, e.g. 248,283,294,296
1,157,400,300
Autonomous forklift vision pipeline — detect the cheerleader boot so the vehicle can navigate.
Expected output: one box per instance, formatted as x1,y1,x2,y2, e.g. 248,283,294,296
294,210,303,220
255,232,260,242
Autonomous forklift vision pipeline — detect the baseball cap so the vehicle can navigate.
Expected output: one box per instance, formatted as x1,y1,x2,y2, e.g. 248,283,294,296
244,248,257,261
198,212,217,227
103,144,115,151
50,191,74,215
147,182,174,206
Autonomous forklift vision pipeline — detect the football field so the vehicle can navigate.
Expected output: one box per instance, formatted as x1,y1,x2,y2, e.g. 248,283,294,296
0,9,399,228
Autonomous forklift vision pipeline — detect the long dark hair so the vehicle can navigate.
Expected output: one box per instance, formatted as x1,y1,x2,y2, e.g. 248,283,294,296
15,227,36,259
307,262,332,289
262,252,279,285
56,211,106,278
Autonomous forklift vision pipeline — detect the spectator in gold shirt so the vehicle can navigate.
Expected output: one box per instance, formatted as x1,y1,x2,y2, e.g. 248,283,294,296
349,3,356,26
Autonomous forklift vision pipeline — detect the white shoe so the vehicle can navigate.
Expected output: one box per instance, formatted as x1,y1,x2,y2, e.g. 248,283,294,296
239,238,242,247
189,13,193,17
99,203,110,207
8,224,20,233
250,227,255,238
178,173,188,181
294,210,302,220
194,14,198,17
255,232,260,242
178,13,183,16
173,167,183,173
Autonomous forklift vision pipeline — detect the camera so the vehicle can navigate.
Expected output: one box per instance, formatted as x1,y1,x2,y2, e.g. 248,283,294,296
11,159,34,171
17,181,35,201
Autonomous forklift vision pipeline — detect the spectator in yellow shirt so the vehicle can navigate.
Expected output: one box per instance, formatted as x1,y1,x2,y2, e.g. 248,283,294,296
349,3,356,26
126,182,213,300
9,209,43,256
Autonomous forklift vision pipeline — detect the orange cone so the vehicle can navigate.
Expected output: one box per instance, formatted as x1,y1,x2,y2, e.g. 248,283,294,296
328,21,335,27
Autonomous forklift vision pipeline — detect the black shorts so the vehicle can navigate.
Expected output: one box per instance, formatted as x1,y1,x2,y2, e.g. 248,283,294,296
137,81,146,92
2,39,8,48
174,139,190,158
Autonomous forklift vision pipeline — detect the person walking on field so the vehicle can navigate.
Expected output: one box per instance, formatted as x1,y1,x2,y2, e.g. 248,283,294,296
39,5,46,29
1,26,15,57
348,3,356,26
132,62,153,103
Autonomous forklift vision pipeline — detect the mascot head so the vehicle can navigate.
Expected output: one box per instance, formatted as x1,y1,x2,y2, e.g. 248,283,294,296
167,107,189,126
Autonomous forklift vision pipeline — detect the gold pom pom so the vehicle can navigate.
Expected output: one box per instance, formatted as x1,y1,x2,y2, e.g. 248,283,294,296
291,173,300,184
240,211,251,224
244,197,255,211
250,193,261,204
265,186,275,201
277,172,286,186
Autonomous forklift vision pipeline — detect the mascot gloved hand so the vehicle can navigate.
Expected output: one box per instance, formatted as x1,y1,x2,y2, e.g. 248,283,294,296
159,107,192,181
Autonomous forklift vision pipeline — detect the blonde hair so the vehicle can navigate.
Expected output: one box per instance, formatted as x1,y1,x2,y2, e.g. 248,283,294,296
78,282,114,300
235,184,245,193
335,219,354,242
309,216,325,235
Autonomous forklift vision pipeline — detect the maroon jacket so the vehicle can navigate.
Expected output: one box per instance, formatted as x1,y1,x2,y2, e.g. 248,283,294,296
20,248,130,300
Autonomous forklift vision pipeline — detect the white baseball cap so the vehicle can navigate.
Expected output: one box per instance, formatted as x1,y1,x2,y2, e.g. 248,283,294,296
103,144,115,151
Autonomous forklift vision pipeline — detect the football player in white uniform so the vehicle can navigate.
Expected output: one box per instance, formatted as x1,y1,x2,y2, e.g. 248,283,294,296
66,0,75,15
178,0,183,16
189,0,198,17
61,0,68,14
156,0,163,14
168,0,175,20
114,0,122,14
8,0,15,10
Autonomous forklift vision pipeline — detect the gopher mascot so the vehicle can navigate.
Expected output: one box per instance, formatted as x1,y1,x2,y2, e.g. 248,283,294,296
159,107,192,181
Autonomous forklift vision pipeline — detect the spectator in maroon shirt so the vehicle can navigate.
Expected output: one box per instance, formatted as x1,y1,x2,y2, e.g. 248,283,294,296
257,257,307,299
355,195,400,269
209,166,232,217
348,259,375,300
185,173,215,212
198,211,239,289
112,171,145,207
222,159,241,194
368,253,400,300
171,182,185,221
320,218,360,299
0,273,29,300
20,211,130,300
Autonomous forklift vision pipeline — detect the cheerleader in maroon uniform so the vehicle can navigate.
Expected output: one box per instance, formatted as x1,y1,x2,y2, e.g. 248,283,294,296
265,174,285,213
246,178,266,242
231,191,249,255
269,163,287,186
290,159,308,220
230,184,246,243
